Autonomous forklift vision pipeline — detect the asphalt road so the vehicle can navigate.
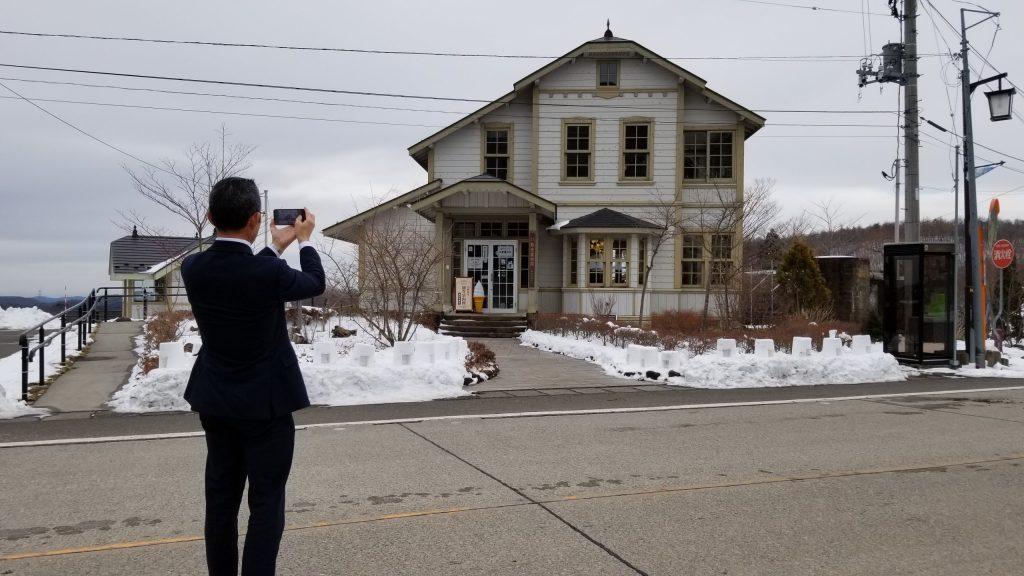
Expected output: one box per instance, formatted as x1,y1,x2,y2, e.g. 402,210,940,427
2,381,1024,575
0,329,25,357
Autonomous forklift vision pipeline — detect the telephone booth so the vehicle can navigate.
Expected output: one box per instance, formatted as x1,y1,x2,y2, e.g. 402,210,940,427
882,242,955,365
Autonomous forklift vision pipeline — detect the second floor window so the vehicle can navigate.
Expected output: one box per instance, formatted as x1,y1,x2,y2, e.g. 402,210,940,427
684,130,734,180
622,122,650,180
564,123,592,180
484,128,510,180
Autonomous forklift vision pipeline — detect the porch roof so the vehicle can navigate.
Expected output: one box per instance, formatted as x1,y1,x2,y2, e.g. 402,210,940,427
322,179,443,243
551,208,662,235
409,175,557,221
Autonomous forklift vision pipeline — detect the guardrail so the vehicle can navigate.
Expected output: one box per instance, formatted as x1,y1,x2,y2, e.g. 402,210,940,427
16,286,187,401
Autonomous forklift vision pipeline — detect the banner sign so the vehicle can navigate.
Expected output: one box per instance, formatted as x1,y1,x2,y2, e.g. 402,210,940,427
454,277,474,311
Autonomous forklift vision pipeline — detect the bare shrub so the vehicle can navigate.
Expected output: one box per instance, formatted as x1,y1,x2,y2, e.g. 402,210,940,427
140,310,193,374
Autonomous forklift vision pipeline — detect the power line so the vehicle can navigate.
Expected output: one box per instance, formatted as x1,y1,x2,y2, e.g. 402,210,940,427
0,29,940,61
0,95,447,127
0,62,903,115
0,80,179,177
0,93,900,131
0,78,903,128
734,0,890,16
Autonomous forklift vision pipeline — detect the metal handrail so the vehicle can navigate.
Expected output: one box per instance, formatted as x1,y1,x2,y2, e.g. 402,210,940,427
16,285,188,401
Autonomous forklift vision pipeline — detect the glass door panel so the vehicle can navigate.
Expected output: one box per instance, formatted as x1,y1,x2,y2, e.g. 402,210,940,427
465,243,489,309
490,243,516,311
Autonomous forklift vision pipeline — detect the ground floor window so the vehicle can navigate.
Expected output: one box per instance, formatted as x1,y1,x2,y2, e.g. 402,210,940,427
710,233,733,286
638,238,647,286
680,234,704,287
584,236,631,288
569,237,579,286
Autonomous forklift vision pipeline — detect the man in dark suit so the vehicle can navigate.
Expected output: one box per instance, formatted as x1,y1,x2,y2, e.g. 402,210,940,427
181,177,325,576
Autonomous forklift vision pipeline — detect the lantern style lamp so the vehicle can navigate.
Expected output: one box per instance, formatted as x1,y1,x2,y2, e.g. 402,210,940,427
986,81,1016,122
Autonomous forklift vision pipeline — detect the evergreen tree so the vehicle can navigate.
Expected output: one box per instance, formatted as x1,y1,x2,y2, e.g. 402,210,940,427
776,240,831,315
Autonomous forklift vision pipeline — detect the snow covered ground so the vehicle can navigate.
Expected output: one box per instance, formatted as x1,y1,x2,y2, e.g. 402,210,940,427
521,329,906,388
0,328,88,419
108,316,472,413
910,341,1024,378
0,306,59,330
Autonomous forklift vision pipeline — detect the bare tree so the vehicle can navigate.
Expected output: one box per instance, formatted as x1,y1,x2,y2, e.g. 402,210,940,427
804,198,864,256
636,195,679,328
682,179,780,328
122,125,255,242
323,211,445,346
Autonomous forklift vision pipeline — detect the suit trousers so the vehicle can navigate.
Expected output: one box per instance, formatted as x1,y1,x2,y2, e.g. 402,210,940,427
200,413,295,576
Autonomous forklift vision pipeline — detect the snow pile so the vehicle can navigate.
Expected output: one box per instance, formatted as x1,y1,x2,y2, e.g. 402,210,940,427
109,316,471,413
0,306,58,330
912,343,1024,378
0,328,88,418
521,329,905,388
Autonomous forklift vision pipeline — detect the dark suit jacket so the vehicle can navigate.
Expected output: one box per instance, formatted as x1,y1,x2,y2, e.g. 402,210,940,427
181,239,326,419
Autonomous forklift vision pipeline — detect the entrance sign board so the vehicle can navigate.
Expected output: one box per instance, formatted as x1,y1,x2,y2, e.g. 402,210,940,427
454,277,474,311
992,239,1014,269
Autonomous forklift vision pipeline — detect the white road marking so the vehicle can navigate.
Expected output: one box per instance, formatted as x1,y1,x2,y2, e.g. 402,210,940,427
2,385,1022,449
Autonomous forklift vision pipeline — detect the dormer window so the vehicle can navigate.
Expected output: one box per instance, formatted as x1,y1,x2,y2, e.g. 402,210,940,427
598,60,619,87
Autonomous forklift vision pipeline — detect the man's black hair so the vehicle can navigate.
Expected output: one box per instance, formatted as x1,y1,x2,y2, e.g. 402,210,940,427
209,177,260,231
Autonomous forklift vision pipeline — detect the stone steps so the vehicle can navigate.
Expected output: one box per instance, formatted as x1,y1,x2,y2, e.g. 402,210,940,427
439,314,528,339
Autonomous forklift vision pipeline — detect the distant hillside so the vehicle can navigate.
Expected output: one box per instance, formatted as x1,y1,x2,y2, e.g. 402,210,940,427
748,218,1024,274
0,296,86,314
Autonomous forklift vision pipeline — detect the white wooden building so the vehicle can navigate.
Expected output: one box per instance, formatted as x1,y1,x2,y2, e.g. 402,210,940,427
325,26,764,320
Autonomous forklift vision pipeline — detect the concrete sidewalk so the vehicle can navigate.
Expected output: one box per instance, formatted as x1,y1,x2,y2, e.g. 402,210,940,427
470,337,630,392
34,321,143,413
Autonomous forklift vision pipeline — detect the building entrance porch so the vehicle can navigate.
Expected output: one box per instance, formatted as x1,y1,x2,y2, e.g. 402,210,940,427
462,240,518,313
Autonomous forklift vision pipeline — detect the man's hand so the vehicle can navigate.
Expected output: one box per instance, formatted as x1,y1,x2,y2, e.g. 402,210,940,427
295,208,316,243
270,223,297,254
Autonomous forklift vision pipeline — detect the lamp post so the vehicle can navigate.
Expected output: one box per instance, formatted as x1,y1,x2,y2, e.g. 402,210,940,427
961,7,1016,368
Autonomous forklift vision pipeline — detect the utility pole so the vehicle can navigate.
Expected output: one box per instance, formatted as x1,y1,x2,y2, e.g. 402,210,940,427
902,0,920,241
952,144,960,367
263,189,270,248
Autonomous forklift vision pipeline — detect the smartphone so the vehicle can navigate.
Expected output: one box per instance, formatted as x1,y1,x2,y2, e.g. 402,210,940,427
272,208,306,226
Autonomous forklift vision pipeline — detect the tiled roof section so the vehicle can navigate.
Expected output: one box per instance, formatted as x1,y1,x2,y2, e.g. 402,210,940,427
561,208,659,230
109,235,202,274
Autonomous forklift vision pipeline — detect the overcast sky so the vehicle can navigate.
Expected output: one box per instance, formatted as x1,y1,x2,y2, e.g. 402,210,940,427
1,0,1022,296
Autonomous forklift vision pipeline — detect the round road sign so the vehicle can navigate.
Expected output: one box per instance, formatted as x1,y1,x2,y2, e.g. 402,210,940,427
992,239,1015,269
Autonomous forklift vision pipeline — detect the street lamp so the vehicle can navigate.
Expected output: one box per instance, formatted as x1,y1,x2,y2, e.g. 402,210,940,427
986,81,1016,121
960,7,1015,368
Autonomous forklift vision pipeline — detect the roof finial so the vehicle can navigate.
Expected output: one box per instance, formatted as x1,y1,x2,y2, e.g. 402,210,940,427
132,225,138,238
604,19,613,39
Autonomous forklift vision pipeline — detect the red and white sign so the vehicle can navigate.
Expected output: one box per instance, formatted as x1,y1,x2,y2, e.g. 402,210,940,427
992,239,1015,269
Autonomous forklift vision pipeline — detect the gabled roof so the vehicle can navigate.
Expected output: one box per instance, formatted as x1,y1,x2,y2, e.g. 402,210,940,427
109,234,206,278
408,175,556,221
322,179,443,242
559,208,661,232
408,29,765,167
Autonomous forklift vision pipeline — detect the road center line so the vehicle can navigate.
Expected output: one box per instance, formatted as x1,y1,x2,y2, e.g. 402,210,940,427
4,454,1022,562
3,385,1023,449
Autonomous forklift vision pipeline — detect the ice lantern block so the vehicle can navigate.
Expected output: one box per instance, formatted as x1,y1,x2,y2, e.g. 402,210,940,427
716,339,737,357
351,343,374,367
314,341,335,365
393,341,415,366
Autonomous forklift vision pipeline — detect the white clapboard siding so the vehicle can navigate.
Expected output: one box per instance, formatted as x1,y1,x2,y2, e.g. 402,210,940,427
536,229,562,288
537,91,678,204
684,88,740,125
542,57,678,90
431,100,534,190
